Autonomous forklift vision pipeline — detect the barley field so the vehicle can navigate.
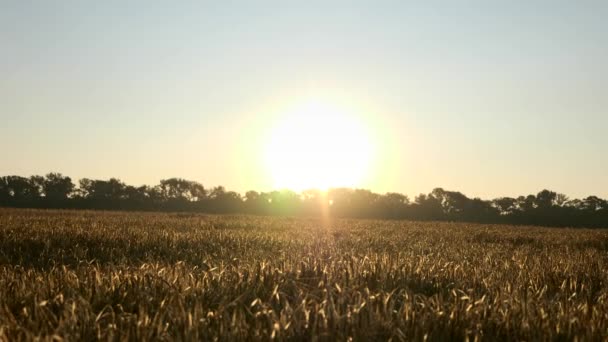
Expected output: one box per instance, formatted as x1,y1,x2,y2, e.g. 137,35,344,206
0,208,607,341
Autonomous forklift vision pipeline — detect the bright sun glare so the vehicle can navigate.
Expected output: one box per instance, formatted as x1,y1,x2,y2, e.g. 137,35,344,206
265,101,373,191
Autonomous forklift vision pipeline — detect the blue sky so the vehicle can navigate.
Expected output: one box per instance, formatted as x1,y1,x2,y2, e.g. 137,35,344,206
1,1,606,199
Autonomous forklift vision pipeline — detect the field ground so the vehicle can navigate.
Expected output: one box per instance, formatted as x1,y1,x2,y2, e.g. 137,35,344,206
0,208,607,341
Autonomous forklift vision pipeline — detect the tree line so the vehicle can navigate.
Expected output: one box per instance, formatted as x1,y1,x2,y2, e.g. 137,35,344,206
1,173,607,228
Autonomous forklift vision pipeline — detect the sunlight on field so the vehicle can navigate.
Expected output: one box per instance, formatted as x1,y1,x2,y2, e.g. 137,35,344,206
264,100,374,191
1,209,608,340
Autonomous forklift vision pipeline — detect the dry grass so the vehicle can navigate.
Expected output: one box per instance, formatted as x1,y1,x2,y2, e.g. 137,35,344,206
0,208,607,341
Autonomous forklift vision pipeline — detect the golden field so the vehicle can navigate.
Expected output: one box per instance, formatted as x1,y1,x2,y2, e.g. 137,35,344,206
0,208,607,341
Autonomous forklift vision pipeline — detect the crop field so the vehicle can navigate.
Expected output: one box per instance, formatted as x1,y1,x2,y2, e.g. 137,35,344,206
0,208,607,341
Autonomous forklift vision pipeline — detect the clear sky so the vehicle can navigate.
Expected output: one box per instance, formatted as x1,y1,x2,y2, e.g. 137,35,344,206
1,1,607,199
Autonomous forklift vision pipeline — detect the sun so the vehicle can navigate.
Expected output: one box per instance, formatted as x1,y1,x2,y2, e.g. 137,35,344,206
264,100,373,191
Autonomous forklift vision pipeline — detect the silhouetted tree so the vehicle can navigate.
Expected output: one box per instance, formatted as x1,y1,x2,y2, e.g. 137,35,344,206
412,193,443,220
492,197,517,216
516,195,536,212
1,172,608,228
536,190,557,209
554,193,569,207
77,178,127,209
210,189,243,213
160,178,206,202
378,192,409,219
580,196,607,212
42,173,74,206
431,188,470,216
29,176,45,200
0,176,41,206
